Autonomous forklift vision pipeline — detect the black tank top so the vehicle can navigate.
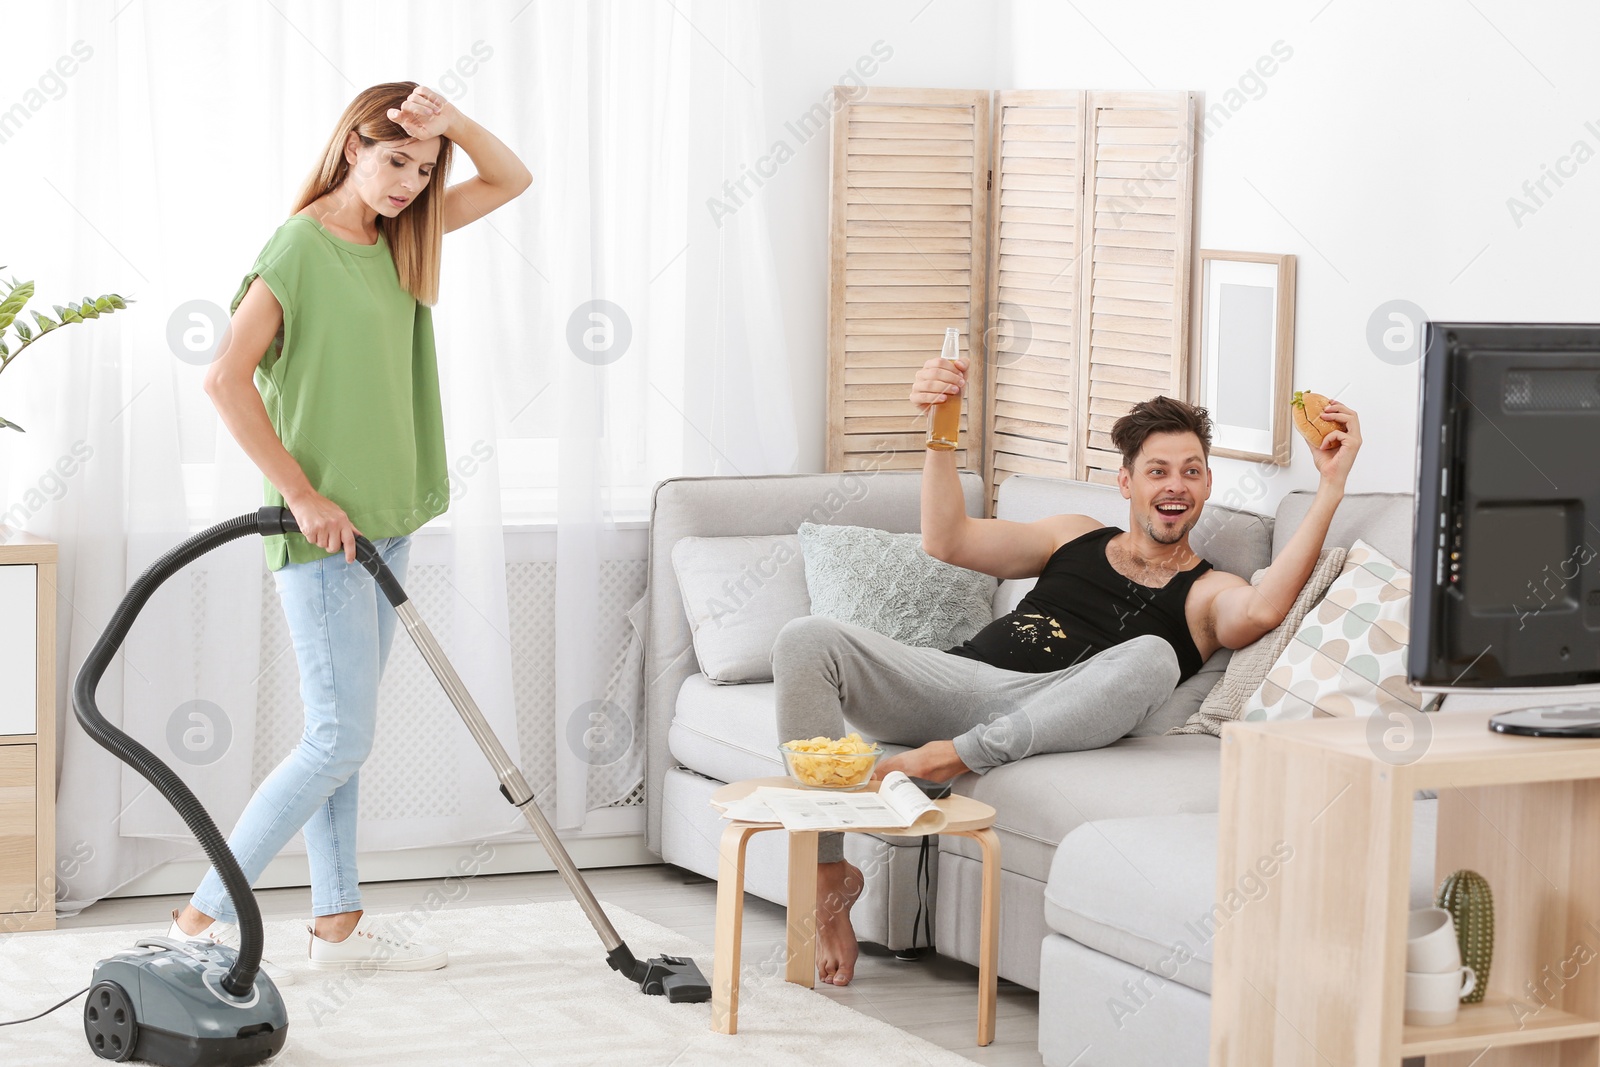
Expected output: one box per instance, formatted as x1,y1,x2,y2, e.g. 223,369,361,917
946,526,1213,681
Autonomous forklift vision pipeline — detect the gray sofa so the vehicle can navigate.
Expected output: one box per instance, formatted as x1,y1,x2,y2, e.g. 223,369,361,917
642,468,1436,1065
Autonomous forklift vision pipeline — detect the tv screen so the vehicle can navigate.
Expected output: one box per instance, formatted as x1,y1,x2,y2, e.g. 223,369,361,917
1409,322,1600,691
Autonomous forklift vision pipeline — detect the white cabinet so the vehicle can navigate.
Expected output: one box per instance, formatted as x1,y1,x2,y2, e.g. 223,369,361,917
0,532,55,931
0,565,38,735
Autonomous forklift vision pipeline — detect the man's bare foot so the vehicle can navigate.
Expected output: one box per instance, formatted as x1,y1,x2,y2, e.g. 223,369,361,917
873,739,970,783
815,859,863,986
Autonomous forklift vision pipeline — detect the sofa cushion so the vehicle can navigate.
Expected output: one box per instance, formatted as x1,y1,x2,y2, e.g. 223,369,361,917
668,675,786,784
797,522,997,649
1272,489,1414,564
941,734,1223,880
670,534,810,683
1129,646,1232,737
1043,799,1440,995
668,673,911,785
1048,812,1222,994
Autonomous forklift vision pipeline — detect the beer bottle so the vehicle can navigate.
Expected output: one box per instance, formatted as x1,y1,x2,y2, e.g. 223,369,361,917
926,327,962,451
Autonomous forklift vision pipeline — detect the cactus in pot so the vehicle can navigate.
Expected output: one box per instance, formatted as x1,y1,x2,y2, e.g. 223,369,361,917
0,266,133,432
1437,869,1494,1003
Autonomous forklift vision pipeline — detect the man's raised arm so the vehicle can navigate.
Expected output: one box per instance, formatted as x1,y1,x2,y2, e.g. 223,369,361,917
911,355,1087,581
1211,398,1363,648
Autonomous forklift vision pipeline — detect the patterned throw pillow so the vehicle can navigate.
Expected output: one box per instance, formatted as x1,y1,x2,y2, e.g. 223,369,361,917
1244,538,1443,721
1168,546,1348,737
796,522,997,649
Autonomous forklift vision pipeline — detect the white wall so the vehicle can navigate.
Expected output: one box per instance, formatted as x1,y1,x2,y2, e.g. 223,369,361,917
758,0,1600,518
758,0,1002,471
1006,0,1600,515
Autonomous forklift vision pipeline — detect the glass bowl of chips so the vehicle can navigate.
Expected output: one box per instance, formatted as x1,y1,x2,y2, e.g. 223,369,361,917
779,733,883,790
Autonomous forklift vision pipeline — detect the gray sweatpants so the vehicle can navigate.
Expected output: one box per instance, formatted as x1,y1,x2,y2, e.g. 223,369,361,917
772,615,1182,864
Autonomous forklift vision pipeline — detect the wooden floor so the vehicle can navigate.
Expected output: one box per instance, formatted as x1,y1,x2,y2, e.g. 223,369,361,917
60,862,1043,1065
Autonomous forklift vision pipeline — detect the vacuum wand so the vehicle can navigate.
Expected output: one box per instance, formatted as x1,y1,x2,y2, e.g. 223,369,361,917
261,508,709,1003
392,597,621,949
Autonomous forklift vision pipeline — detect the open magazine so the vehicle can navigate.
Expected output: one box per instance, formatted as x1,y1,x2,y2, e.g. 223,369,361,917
717,771,948,833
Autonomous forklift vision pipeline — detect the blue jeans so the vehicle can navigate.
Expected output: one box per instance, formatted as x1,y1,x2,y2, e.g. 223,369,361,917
189,534,412,923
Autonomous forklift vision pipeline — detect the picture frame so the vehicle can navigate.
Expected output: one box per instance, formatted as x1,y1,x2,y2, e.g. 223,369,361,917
1189,250,1297,466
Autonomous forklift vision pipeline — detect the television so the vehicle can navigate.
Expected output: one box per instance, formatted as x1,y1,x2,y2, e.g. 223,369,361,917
1410,322,1600,735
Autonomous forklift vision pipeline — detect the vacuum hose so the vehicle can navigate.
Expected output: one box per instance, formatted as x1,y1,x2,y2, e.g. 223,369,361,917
71,507,374,997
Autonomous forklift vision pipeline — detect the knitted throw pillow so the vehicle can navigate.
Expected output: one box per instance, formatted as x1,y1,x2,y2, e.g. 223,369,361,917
1168,546,1348,737
796,522,997,649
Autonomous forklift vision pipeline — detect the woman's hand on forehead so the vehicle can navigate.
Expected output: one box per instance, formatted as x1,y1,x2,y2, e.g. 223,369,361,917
387,85,454,143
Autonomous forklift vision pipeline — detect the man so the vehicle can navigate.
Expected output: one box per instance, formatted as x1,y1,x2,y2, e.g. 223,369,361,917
773,353,1361,986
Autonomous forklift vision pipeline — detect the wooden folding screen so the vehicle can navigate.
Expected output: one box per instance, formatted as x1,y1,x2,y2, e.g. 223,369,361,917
825,88,991,474
1075,91,1199,488
826,87,1198,506
984,91,1086,502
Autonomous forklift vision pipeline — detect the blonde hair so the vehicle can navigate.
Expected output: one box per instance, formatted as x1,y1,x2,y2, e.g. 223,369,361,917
291,81,454,305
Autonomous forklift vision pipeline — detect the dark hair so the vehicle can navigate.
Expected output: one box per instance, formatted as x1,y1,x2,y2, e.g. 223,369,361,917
1110,395,1213,471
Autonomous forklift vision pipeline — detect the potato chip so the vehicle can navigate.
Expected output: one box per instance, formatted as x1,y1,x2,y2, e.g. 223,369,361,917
781,733,880,787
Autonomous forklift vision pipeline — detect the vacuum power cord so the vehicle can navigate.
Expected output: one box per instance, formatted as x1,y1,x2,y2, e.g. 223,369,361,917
0,985,89,1026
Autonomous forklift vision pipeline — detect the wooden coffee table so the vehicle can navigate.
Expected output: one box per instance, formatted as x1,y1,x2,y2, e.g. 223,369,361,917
706,775,1001,1044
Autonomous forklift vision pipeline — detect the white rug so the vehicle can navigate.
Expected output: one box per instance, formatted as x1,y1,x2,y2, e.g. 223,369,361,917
0,899,975,1066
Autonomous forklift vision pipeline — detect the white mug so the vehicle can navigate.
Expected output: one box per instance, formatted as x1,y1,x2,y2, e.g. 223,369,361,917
1404,965,1477,1027
1406,907,1461,974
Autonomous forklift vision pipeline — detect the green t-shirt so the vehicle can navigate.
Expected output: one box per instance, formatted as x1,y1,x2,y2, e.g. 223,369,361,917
230,214,449,571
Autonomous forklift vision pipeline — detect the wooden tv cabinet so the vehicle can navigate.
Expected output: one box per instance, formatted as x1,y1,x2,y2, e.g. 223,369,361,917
1212,697,1600,1066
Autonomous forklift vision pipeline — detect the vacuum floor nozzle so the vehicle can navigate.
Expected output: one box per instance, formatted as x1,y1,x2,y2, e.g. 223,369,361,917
637,955,712,1003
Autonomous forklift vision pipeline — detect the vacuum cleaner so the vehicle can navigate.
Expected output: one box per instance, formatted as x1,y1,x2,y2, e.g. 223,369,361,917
72,506,709,1066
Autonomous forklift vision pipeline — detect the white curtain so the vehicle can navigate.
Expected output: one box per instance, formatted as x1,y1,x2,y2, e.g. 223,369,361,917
0,0,796,914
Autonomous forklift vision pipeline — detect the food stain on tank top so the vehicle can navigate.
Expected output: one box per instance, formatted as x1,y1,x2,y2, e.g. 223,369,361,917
1012,613,1068,653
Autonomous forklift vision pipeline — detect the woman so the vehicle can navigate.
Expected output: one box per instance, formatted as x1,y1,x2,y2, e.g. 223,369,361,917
166,82,532,978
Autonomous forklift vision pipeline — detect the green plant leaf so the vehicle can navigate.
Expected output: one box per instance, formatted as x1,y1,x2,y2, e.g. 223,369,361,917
109,294,128,309
31,311,58,333
75,299,98,320
15,320,32,342
53,303,82,324
94,295,111,312
0,279,33,332
0,415,25,432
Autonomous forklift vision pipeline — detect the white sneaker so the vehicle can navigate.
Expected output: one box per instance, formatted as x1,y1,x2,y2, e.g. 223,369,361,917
307,913,448,971
166,909,297,986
